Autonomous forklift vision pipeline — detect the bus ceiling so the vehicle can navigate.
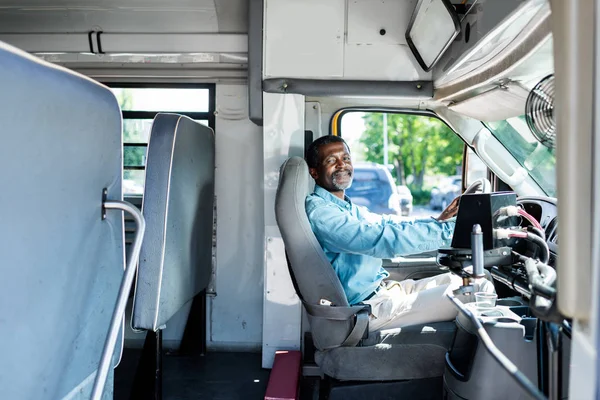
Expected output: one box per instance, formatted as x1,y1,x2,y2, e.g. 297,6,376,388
0,0,553,123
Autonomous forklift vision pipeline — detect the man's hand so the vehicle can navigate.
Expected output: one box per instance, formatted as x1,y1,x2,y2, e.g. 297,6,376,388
437,196,460,221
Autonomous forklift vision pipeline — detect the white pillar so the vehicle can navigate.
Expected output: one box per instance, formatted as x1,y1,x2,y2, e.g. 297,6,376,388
383,113,388,166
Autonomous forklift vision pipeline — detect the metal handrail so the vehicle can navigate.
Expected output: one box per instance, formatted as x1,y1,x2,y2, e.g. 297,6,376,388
91,200,145,400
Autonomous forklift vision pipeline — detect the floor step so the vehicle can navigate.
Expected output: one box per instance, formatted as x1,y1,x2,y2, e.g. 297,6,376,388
264,350,302,400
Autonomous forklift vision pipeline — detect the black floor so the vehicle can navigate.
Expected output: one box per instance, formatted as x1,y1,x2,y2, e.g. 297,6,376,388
115,348,444,400
114,348,141,400
115,350,270,400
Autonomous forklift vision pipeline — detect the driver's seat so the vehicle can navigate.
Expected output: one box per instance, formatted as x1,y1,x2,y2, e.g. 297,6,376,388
275,156,457,381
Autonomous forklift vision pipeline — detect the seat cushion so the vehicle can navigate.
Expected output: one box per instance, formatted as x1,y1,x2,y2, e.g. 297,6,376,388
363,321,456,348
132,114,215,331
315,343,448,381
314,321,456,381
0,41,124,399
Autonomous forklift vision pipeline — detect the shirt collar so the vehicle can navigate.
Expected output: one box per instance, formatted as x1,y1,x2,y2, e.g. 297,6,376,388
313,184,353,208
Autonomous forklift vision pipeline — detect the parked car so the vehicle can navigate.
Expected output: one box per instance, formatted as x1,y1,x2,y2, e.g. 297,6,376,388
396,185,413,216
429,175,461,210
345,162,404,215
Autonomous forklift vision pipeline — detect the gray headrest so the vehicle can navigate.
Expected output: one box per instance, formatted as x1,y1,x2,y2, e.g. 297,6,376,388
274,157,348,307
132,113,215,331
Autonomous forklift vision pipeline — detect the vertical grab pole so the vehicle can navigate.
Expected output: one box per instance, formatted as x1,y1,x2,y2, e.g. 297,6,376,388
91,200,145,400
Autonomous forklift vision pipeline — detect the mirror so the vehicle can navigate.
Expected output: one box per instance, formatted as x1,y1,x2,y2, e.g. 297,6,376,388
405,0,461,72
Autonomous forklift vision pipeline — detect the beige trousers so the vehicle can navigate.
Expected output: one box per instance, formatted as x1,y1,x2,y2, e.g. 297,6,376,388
363,272,495,332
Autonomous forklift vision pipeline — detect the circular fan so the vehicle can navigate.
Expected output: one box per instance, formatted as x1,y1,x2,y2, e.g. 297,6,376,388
525,74,555,148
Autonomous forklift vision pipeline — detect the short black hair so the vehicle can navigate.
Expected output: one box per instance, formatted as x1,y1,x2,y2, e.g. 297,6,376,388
305,135,349,169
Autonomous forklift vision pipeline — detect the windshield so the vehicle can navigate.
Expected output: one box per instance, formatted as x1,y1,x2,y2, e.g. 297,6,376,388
485,116,556,196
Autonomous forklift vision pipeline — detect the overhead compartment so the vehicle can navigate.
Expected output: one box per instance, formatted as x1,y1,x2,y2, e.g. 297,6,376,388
263,0,430,81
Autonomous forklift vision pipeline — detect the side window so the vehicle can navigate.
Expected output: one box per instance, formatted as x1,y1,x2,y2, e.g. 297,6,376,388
340,111,464,218
110,85,215,196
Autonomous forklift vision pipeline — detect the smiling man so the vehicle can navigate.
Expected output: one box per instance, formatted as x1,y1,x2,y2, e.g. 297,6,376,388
304,135,492,331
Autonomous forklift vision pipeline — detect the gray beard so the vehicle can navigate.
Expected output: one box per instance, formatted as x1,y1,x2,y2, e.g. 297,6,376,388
332,172,353,191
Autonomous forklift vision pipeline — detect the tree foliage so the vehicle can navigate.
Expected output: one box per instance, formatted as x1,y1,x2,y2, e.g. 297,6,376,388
359,113,463,190
114,89,147,181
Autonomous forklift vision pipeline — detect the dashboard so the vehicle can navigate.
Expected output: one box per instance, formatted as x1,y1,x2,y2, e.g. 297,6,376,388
437,192,564,329
517,196,558,265
481,195,559,301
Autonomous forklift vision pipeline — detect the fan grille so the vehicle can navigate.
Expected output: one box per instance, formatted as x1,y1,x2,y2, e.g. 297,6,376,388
525,74,555,148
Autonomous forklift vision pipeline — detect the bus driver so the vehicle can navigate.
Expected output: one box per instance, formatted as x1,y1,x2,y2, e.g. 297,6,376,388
305,135,494,331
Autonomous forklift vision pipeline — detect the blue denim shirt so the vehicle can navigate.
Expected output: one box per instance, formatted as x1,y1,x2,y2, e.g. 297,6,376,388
306,185,455,304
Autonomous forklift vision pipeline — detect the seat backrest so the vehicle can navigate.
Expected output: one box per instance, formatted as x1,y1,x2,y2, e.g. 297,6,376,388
132,113,215,331
0,41,125,398
274,157,355,349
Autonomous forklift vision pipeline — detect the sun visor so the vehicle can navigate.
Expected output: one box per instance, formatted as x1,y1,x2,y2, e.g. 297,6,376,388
448,82,530,121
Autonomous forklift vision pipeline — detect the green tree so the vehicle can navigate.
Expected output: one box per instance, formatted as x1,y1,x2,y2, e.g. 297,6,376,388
359,113,463,190
114,89,147,177
114,88,133,111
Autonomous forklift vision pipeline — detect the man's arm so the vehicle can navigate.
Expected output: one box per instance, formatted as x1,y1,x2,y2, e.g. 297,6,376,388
359,207,444,225
362,196,460,225
308,203,454,259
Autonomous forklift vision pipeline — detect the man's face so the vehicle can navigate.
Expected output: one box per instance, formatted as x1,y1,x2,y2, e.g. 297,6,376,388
309,142,353,192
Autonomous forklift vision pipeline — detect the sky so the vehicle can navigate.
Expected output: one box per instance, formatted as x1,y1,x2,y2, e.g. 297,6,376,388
340,111,368,161
112,87,209,112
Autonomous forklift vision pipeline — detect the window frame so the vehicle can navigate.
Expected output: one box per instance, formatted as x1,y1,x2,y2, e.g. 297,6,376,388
104,82,216,179
330,107,454,138
331,107,477,191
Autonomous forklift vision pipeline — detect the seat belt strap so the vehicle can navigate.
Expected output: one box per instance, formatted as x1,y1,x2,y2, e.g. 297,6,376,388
301,301,370,347
340,309,369,347
302,301,369,320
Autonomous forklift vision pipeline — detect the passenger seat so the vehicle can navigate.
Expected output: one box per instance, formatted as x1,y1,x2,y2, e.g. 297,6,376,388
0,40,127,399
129,113,215,397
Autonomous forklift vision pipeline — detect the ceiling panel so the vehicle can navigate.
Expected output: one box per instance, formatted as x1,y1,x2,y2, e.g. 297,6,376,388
0,0,248,33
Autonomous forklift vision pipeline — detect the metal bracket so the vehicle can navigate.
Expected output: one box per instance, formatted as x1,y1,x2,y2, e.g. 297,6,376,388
453,283,475,297
88,31,105,54
101,188,107,220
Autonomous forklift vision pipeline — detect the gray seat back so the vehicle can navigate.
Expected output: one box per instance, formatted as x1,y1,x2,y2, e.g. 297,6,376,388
275,157,355,349
132,113,215,331
0,42,124,399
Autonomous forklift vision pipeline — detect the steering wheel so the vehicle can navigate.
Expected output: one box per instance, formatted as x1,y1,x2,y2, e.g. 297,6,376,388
437,178,492,220
463,178,492,195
